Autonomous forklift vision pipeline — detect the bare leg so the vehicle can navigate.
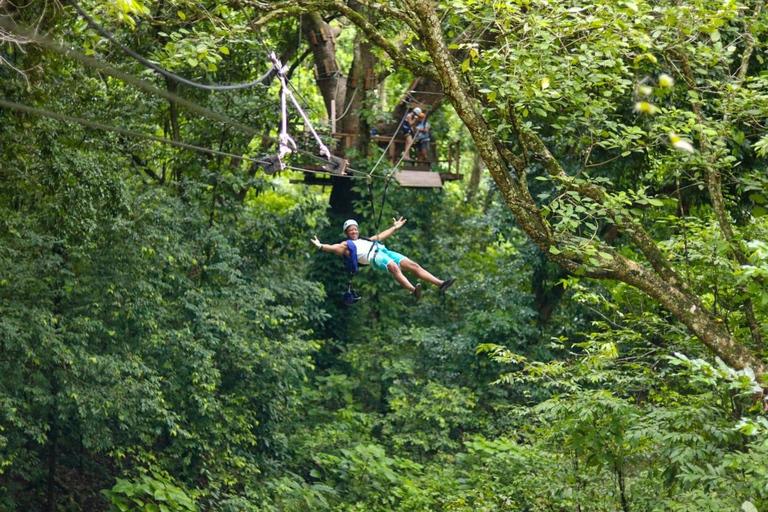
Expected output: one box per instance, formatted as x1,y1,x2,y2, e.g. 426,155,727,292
387,261,416,291
403,134,414,160
400,258,443,287
418,142,430,162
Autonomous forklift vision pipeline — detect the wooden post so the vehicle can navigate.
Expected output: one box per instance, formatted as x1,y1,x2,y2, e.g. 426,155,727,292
365,69,372,89
331,99,336,134
456,140,461,173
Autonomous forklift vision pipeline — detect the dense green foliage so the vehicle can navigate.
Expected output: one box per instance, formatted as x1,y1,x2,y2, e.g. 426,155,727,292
1,0,767,511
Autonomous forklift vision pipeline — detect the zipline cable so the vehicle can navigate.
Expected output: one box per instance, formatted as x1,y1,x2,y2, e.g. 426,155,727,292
0,98,268,164
0,97,365,180
0,17,261,137
0,20,390,181
68,0,272,91
367,108,410,177
0,18,357,175
334,86,359,122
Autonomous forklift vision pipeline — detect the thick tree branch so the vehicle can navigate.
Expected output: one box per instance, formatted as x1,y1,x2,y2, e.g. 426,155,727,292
329,0,438,81
351,0,421,33
613,254,767,375
667,43,763,348
410,2,551,250
280,0,768,377
251,0,437,81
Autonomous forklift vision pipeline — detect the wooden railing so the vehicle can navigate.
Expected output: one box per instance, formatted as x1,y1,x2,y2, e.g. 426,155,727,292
336,133,462,178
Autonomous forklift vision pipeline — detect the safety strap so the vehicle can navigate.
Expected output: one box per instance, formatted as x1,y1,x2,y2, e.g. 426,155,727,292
266,53,347,176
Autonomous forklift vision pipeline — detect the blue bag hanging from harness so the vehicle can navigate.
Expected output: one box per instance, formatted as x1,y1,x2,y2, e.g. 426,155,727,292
343,239,360,274
342,240,361,306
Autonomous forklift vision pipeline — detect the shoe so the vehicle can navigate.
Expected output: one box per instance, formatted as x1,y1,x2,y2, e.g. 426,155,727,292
439,277,456,293
413,283,422,302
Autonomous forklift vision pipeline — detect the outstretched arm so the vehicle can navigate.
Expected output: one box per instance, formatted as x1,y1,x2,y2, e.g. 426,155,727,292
371,217,407,241
311,235,348,256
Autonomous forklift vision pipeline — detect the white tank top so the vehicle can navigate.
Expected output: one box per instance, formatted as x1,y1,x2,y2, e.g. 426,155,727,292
350,238,377,265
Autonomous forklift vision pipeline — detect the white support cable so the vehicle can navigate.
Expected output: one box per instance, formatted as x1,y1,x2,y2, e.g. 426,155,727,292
334,87,359,122
268,52,332,161
283,79,332,160
0,99,378,182
277,72,297,169
367,108,410,177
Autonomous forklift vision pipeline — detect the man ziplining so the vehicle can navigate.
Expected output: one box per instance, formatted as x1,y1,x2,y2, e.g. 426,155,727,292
311,218,456,301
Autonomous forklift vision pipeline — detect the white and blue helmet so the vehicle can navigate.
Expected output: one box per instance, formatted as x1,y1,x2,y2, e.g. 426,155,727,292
343,219,359,233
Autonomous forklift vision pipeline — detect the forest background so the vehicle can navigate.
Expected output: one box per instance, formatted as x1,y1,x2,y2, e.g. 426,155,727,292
1,0,768,510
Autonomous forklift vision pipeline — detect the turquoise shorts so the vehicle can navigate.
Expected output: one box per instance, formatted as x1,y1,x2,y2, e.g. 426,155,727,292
370,245,408,270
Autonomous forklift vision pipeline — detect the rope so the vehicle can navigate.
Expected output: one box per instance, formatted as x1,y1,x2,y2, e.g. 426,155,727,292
0,18,260,137
0,98,362,180
367,108,410,177
269,52,332,161
334,86,359,122
0,98,270,164
0,22,393,182
373,174,394,235
69,0,272,91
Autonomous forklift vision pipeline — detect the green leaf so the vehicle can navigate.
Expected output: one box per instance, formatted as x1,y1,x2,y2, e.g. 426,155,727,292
742,502,758,512
219,46,230,55
177,10,186,20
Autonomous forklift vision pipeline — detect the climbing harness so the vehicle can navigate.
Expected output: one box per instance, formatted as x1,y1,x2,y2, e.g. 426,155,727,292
340,235,370,307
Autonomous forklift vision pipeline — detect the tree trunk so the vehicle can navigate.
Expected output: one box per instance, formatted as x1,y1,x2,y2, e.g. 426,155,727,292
466,151,483,204
302,13,345,117
340,32,376,154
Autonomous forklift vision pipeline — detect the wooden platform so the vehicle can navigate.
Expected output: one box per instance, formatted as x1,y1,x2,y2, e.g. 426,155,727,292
393,170,443,188
285,133,464,187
